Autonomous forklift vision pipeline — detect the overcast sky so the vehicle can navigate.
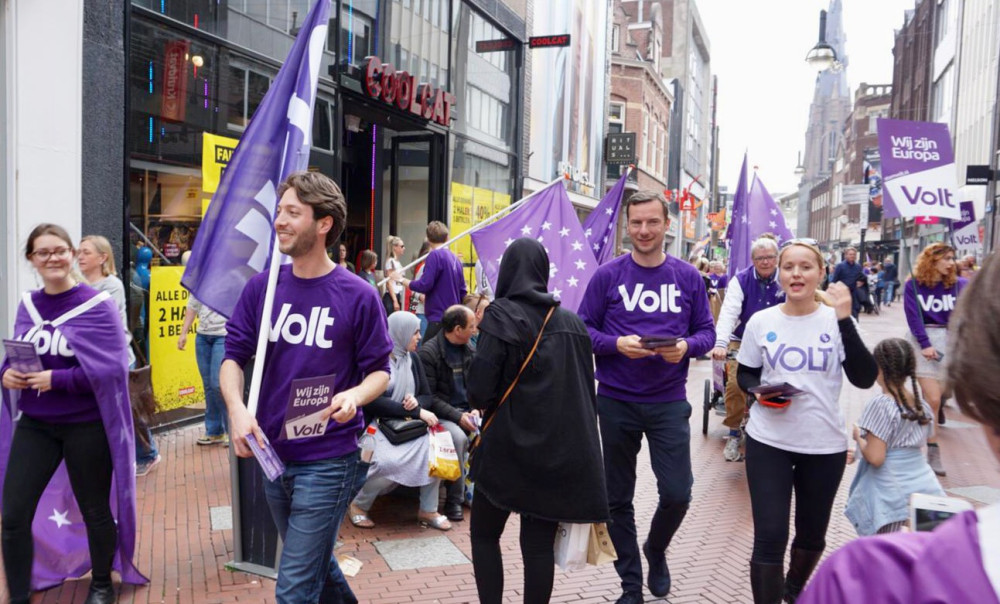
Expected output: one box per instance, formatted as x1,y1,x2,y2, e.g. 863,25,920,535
698,0,917,196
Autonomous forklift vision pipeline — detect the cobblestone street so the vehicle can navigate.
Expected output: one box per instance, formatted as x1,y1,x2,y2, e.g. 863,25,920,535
17,305,1000,603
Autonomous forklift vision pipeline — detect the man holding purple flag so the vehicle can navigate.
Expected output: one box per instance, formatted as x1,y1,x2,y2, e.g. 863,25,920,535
390,221,466,342
578,190,715,603
182,0,331,318
584,170,631,264
221,172,391,604
470,181,597,314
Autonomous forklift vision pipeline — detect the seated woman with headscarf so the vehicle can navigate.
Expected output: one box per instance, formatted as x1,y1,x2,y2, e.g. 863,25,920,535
348,311,451,531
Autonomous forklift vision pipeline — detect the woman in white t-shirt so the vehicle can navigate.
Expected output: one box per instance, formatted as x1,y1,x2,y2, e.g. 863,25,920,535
736,239,878,604
384,236,406,314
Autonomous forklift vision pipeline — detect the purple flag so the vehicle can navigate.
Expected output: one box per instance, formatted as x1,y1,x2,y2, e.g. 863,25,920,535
727,167,794,276
471,182,597,312
583,170,630,264
877,118,961,221
725,153,750,277
182,0,331,317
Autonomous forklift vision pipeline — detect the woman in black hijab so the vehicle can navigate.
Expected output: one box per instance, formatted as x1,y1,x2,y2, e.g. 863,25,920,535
468,238,609,604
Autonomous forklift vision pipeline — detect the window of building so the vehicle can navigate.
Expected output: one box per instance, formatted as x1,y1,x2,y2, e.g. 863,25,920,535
611,25,620,53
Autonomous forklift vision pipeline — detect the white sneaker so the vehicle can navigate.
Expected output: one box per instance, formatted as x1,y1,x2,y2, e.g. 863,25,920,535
723,438,743,462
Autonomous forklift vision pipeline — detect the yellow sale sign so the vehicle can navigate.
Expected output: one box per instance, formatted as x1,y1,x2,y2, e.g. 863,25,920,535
148,266,204,411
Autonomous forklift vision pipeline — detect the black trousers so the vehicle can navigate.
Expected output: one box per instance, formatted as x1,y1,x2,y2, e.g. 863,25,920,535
423,321,443,343
745,436,846,564
1,415,116,600
470,493,558,604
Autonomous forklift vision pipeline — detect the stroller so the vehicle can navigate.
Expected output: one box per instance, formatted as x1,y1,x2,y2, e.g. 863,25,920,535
854,278,879,315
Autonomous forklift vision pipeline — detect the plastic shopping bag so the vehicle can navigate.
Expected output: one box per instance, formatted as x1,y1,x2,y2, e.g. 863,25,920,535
428,425,461,481
553,523,590,571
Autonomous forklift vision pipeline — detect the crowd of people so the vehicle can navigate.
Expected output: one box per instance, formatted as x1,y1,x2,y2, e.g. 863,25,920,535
1,173,995,604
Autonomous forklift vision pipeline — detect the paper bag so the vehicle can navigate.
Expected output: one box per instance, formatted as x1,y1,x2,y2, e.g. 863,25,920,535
427,425,461,481
553,523,590,571
587,522,618,566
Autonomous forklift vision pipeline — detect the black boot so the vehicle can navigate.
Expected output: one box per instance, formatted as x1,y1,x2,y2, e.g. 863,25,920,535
643,502,689,597
83,580,116,604
783,548,823,603
750,562,785,604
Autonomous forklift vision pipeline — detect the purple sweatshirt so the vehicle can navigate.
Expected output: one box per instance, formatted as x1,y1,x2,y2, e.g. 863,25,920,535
579,254,716,403
903,277,967,349
225,265,392,463
708,274,728,290
408,247,467,322
11,286,100,423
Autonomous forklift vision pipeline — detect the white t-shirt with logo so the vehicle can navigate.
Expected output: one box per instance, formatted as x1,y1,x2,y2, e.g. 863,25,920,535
737,304,848,454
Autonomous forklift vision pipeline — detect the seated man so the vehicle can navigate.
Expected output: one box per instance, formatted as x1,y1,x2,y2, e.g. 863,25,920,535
417,305,479,521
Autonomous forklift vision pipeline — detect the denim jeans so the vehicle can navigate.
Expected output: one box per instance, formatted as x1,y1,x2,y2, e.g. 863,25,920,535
263,451,368,604
883,282,896,305
598,397,693,594
195,333,227,437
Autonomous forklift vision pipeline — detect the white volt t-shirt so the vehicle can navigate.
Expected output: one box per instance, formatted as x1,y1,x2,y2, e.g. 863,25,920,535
737,304,848,454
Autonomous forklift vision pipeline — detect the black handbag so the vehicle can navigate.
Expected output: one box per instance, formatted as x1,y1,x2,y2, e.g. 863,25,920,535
377,417,427,445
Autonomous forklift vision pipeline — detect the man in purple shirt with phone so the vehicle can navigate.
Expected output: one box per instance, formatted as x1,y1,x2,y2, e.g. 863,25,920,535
220,172,391,604
579,190,715,603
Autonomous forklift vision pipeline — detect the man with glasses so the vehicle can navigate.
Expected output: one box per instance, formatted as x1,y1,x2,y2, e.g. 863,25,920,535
711,235,784,462
831,247,864,319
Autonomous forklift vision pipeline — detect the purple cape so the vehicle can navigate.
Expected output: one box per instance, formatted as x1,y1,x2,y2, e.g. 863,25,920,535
0,287,147,589
799,510,998,603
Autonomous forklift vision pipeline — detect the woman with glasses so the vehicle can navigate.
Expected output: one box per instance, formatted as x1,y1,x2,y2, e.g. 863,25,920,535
736,239,877,604
903,242,967,476
1,224,146,604
384,236,406,315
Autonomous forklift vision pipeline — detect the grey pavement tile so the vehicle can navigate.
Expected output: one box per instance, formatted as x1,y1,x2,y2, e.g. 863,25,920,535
375,535,471,570
947,485,1000,505
210,505,233,531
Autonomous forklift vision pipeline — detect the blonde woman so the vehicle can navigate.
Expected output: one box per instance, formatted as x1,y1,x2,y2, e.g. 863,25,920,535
384,236,406,314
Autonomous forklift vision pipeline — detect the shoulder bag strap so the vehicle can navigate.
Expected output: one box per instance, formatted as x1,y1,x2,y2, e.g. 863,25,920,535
478,306,555,437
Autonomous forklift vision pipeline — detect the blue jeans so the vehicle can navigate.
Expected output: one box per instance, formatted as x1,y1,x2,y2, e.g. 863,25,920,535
196,334,227,437
262,452,368,604
598,397,693,594
883,282,896,305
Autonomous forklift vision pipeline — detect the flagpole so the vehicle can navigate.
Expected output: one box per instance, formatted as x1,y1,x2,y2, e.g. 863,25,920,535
246,235,283,417
377,175,567,287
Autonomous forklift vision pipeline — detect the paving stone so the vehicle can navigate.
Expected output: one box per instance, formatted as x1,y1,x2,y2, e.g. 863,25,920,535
375,536,471,570
210,506,233,531
947,485,1000,504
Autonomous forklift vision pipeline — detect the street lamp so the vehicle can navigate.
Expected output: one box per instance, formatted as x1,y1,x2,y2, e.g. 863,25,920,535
805,10,839,72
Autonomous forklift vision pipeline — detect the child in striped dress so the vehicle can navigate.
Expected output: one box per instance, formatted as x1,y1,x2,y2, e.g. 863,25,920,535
845,337,945,535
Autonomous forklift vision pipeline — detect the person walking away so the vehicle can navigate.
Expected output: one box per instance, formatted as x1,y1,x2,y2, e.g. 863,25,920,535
390,221,466,342
845,337,943,535
903,242,966,476
798,251,1000,604
220,172,392,604
383,236,406,315
881,255,898,307
736,240,877,604
830,247,863,319
178,281,229,447
711,236,784,462
468,238,609,604
578,190,716,603
1,224,147,604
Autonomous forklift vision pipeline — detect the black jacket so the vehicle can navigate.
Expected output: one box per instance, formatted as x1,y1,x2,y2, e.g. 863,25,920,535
362,353,434,422
416,331,474,425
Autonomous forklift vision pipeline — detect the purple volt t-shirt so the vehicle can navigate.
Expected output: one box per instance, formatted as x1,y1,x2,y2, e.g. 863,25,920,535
579,254,716,403
903,277,967,348
708,274,728,290
15,286,100,423
225,265,392,463
408,247,467,322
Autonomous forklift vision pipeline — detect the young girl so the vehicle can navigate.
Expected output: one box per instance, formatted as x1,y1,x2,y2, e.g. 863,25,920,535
737,239,878,604
845,338,943,536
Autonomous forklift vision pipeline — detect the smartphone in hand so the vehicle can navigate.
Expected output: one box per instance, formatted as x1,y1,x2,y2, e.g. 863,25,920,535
909,493,972,532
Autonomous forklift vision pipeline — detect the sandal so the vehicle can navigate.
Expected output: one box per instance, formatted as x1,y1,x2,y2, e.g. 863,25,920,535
349,504,375,529
418,512,452,531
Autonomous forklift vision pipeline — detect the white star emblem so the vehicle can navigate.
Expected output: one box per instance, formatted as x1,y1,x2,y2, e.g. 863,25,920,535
504,238,514,247
552,288,563,299
541,221,552,231
549,263,559,277
770,208,778,216
49,509,71,529
605,208,613,215
572,240,583,251
741,215,748,223
496,255,504,264
559,227,570,237
603,236,608,243
607,223,614,230
593,243,600,251
584,228,593,237
521,225,532,236
769,221,777,228
568,276,579,287
575,259,587,271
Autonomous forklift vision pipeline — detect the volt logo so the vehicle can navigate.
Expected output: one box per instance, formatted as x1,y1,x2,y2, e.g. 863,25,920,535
619,283,683,313
900,186,955,209
763,343,834,372
917,294,957,314
22,328,73,358
270,304,336,348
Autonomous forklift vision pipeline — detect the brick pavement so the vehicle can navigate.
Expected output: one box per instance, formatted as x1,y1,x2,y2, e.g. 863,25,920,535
11,304,1000,603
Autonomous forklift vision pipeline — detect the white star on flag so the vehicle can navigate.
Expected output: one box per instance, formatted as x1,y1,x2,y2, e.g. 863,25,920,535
552,288,563,299
770,208,778,216
504,238,514,247
49,509,71,529
549,262,559,277
605,208,613,215
593,243,600,251
521,225,532,236
769,221,777,228
559,227,570,237
741,215,748,223
575,259,587,271
537,236,545,243
584,228,592,237
542,221,552,231
568,276,579,287
572,240,583,251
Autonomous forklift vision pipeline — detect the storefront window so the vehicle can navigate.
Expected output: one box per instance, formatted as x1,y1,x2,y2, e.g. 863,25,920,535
132,0,226,34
